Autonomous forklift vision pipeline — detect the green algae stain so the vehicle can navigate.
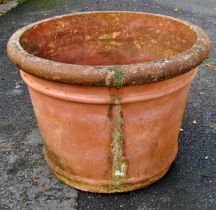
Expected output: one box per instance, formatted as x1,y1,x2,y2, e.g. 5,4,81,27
112,127,125,188
112,107,124,188
110,95,121,105
109,96,125,190
109,66,124,87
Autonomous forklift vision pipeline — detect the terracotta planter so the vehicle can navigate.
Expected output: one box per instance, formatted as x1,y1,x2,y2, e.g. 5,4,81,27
7,11,211,193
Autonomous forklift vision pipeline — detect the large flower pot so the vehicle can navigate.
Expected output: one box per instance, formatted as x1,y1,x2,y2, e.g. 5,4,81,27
7,11,211,193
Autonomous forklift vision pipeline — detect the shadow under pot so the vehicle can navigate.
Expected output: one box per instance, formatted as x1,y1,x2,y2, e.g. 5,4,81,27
7,11,211,193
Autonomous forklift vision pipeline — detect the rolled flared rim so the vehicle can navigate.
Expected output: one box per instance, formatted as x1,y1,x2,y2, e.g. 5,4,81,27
7,11,211,87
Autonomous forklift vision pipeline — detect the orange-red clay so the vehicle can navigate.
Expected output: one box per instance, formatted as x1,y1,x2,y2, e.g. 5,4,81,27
7,11,211,193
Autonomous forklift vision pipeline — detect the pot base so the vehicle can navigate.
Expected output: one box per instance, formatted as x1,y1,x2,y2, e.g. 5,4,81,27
44,148,172,193
53,167,170,193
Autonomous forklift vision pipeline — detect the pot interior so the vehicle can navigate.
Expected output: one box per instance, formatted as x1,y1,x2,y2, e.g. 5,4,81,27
20,12,197,66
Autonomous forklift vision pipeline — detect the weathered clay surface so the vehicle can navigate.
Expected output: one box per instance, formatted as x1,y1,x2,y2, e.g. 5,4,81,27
7,12,211,87
20,69,197,193
1,0,216,208
6,11,211,193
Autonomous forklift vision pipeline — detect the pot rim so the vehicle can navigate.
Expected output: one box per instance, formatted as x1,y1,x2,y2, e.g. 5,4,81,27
7,11,211,87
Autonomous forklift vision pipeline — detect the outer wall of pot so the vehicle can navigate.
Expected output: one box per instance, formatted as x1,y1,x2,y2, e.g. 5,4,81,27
21,68,197,193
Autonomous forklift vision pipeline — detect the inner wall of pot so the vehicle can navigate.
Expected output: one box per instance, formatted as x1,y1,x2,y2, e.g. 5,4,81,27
20,13,197,66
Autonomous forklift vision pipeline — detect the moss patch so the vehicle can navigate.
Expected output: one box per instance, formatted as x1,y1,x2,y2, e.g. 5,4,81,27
108,66,124,87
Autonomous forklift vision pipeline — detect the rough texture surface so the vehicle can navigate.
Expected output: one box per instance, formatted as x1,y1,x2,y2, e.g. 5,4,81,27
0,0,215,209
6,11,211,87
